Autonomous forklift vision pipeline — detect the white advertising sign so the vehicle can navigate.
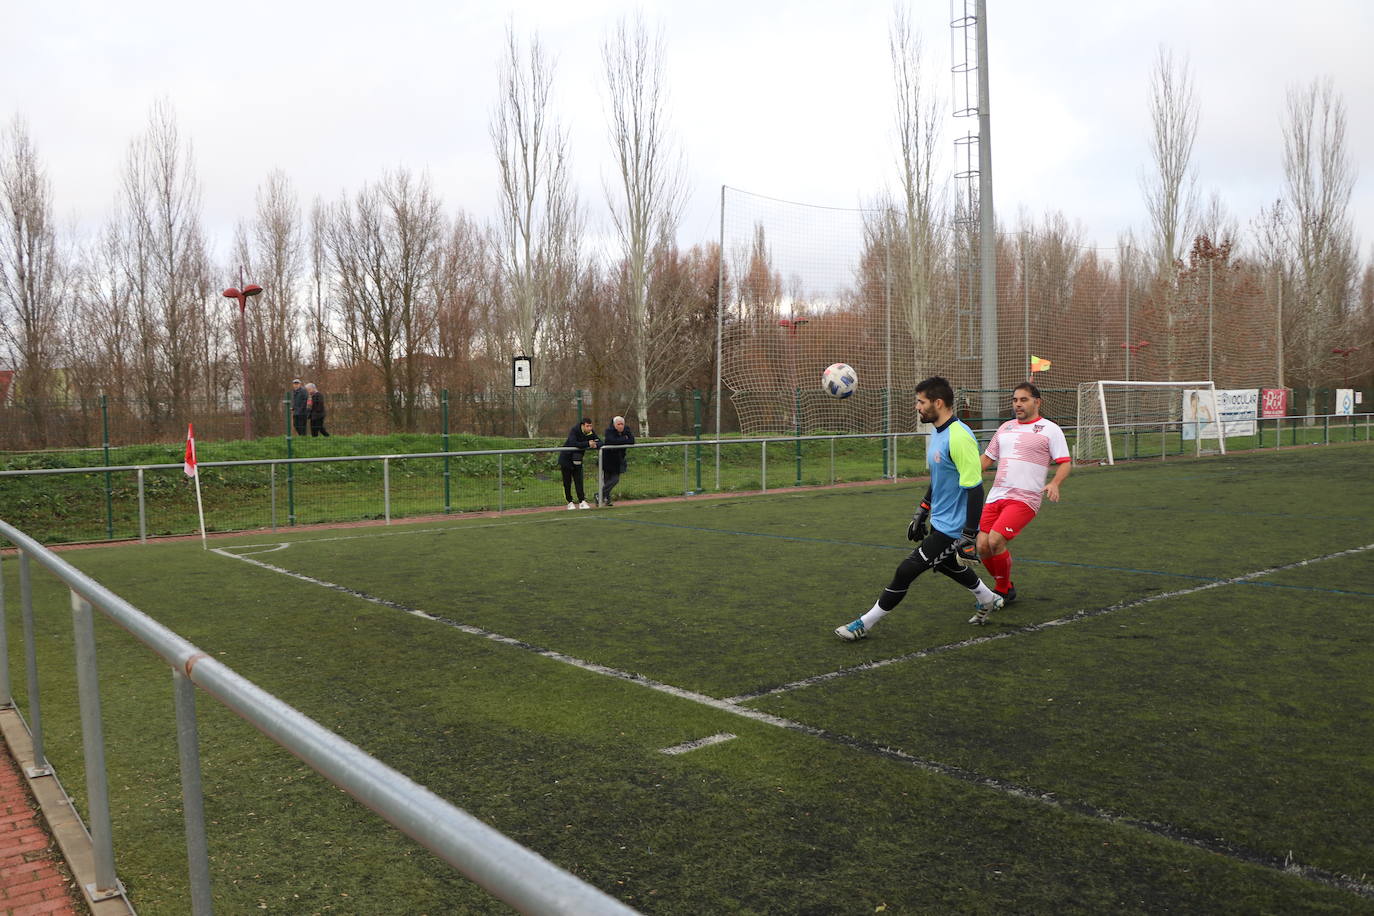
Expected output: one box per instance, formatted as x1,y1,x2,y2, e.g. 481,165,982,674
1335,388,1355,416
1182,389,1258,440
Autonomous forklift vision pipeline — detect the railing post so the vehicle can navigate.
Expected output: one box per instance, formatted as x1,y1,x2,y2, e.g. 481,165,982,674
830,437,836,485
285,398,296,526
497,454,504,513
19,552,50,775
173,668,214,916
383,458,392,525
683,444,690,496
101,394,114,540
693,389,703,492
442,389,452,514
0,551,10,706
270,463,278,531
761,440,767,493
70,591,121,900
137,468,147,544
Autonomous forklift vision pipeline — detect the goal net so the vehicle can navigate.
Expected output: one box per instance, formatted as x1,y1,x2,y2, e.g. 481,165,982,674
1075,380,1226,464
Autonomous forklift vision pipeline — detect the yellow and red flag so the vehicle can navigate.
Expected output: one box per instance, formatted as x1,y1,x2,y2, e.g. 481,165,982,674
1029,356,1052,373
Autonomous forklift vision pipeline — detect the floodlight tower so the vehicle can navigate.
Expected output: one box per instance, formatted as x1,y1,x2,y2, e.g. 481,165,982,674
951,0,997,425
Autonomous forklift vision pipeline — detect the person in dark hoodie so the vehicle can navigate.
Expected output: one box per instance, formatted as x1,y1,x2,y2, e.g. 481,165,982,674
557,417,600,509
597,415,635,507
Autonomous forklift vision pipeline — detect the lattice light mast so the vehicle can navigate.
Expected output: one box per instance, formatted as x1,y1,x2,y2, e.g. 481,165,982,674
951,0,997,422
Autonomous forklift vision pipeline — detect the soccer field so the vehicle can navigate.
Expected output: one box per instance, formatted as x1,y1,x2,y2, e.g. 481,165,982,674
5,444,1374,913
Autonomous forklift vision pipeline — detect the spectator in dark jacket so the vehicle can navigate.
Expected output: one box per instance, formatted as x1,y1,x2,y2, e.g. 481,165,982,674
305,382,330,437
557,418,599,509
290,379,308,435
598,415,635,507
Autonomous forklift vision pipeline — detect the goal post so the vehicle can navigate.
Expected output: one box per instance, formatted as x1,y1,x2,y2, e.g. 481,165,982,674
1075,380,1226,465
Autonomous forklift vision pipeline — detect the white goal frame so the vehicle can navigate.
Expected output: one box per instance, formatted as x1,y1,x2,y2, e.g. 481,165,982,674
1076,380,1226,465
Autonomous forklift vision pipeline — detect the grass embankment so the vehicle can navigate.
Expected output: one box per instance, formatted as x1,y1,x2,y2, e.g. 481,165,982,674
1,432,924,544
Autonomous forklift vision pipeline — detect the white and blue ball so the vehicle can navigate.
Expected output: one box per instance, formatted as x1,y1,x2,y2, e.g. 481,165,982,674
821,362,858,399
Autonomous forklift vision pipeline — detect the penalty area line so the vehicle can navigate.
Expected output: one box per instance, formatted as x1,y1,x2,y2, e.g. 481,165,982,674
211,546,1374,903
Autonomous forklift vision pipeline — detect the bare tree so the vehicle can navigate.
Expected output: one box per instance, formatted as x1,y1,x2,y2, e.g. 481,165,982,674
324,169,444,430
602,13,687,436
889,5,945,377
1141,46,1198,272
490,26,583,436
1282,77,1358,404
121,99,210,431
431,210,492,395
233,169,305,433
0,116,65,442
307,197,331,380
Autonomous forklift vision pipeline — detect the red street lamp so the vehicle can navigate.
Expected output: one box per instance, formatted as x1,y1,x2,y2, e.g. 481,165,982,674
222,276,264,439
1332,346,1360,383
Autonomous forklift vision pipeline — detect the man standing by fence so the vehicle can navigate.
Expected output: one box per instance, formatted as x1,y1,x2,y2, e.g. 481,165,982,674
290,379,308,435
597,416,634,507
305,383,330,437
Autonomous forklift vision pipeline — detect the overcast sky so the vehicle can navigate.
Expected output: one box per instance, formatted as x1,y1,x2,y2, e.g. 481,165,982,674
3,0,1371,267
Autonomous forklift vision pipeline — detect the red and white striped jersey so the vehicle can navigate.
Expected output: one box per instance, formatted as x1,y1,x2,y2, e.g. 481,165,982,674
984,417,1071,513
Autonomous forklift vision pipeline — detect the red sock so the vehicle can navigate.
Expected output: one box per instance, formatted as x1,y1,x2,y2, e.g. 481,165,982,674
984,550,1012,593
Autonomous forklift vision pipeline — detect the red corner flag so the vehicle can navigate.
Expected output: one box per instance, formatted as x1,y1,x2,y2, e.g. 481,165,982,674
184,423,198,477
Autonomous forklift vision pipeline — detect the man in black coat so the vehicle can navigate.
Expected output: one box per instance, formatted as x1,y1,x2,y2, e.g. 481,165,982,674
598,415,635,507
305,382,330,437
557,417,599,509
290,379,308,435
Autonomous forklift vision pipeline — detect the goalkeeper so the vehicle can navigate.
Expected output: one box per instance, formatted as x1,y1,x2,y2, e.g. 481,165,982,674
834,377,1004,641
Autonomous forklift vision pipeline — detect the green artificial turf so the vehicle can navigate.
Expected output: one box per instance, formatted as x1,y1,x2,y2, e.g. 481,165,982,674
1,444,1372,913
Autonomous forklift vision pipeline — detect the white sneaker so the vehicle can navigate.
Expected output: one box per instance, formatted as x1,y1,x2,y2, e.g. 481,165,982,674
834,619,868,641
968,593,1005,625
566,502,577,510
578,501,591,509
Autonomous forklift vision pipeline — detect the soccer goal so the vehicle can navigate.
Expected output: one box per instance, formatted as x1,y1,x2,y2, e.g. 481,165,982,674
1075,380,1226,465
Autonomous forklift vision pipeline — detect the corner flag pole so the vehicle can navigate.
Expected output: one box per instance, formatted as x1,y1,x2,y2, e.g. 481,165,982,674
184,423,207,549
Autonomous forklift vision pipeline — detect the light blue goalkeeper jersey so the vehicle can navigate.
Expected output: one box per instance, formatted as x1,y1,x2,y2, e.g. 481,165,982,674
927,416,983,537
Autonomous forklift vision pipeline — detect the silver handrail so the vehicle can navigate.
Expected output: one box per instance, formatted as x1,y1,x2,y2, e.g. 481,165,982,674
0,519,639,916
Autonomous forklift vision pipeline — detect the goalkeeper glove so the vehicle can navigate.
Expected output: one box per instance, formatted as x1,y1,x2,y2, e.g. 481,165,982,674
955,528,981,564
907,500,931,542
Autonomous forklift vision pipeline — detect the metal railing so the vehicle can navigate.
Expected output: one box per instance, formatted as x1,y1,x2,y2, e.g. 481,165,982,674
0,433,928,544
1,419,1370,546
0,519,640,915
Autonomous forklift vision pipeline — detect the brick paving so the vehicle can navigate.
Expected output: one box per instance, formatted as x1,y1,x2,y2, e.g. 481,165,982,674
0,742,84,916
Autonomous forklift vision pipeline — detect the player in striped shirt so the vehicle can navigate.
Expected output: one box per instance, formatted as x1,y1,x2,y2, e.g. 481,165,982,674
834,376,1004,640
977,382,1072,605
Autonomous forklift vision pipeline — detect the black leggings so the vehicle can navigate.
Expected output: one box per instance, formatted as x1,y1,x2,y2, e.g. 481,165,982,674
561,462,585,502
877,530,980,611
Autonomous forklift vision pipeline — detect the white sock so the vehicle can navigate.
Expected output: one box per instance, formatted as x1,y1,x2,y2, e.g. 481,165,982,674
970,581,996,605
859,602,888,629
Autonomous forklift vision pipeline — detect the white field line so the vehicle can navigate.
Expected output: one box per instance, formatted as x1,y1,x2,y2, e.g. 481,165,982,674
727,541,1374,704
660,733,737,756
211,543,1374,901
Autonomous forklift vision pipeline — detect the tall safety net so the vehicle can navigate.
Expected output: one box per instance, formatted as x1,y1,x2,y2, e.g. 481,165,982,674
718,187,1280,436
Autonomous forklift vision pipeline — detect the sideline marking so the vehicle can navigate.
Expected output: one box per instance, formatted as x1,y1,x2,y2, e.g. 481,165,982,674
600,515,1374,596
213,541,1374,901
729,541,1374,703
660,733,737,756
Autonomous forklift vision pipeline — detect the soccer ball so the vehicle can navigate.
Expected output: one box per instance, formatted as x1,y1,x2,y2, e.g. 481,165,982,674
821,363,857,399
